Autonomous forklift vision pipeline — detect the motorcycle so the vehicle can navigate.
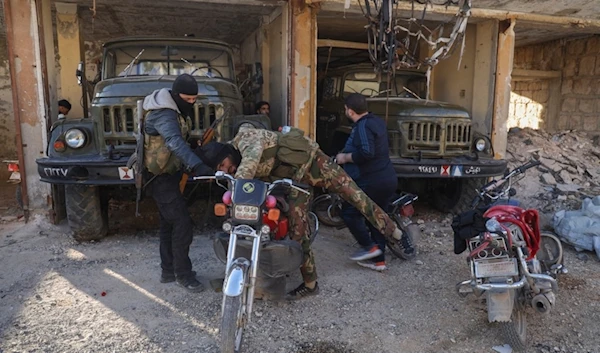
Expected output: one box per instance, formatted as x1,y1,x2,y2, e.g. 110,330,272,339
454,160,566,351
311,189,421,260
194,171,318,353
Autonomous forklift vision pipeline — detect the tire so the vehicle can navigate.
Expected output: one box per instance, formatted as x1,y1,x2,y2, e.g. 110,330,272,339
220,295,245,353
501,305,527,352
65,185,108,241
307,212,319,245
387,215,418,260
311,194,345,228
429,177,487,214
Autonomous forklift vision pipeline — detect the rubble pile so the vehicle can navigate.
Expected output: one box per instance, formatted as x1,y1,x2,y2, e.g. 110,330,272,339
505,128,600,222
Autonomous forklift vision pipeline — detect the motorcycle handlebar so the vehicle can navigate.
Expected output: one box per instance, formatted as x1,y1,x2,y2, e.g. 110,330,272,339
516,159,541,174
193,173,311,195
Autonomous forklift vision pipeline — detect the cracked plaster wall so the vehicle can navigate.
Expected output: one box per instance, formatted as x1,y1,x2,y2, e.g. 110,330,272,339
0,0,17,164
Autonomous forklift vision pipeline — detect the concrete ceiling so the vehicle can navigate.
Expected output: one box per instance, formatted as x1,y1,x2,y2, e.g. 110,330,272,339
52,0,282,45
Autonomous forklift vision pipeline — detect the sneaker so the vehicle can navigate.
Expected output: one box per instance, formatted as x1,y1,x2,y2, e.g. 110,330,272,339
285,282,320,300
357,260,388,272
349,245,383,261
176,275,204,293
400,234,415,256
161,270,196,284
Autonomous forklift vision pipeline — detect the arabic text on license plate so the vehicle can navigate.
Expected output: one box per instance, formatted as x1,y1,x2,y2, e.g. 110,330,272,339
475,259,518,278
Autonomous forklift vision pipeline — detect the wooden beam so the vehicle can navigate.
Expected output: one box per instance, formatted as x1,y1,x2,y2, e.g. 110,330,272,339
512,69,561,79
321,0,600,29
491,19,516,160
317,39,368,50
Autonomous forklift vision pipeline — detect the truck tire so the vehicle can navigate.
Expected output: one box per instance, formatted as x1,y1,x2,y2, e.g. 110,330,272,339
65,185,108,241
430,177,487,214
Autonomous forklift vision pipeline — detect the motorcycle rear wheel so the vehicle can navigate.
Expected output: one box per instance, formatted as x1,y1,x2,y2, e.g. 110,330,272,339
311,194,345,228
220,295,245,353
501,304,527,352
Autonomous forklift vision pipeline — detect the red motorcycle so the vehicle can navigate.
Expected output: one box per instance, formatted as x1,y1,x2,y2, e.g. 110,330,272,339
454,160,565,351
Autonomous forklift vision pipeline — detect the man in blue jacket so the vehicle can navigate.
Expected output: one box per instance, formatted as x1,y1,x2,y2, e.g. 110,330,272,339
142,74,213,292
336,93,415,271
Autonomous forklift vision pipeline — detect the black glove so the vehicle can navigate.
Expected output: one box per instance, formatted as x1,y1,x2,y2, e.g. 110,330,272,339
191,162,214,177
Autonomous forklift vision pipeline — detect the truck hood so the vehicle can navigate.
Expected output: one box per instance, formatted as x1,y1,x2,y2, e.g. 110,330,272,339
93,76,241,101
366,97,471,119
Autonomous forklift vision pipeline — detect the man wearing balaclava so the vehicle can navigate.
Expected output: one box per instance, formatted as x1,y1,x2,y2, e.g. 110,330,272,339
142,73,213,293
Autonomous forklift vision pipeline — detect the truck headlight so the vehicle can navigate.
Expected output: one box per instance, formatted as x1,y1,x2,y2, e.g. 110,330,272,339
475,138,487,152
65,129,86,148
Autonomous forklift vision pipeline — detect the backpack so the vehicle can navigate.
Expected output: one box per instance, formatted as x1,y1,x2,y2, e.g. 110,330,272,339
269,127,316,180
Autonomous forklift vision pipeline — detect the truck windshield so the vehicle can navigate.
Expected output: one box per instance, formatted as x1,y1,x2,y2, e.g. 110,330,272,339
343,72,427,99
103,43,234,80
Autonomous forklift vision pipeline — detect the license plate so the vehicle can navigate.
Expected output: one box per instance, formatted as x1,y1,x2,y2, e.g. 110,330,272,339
474,259,518,278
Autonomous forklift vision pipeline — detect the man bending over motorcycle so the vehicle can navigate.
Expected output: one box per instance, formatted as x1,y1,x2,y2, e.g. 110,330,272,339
197,126,404,300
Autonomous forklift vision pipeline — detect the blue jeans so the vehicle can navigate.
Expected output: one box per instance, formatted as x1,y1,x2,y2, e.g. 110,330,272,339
342,176,397,263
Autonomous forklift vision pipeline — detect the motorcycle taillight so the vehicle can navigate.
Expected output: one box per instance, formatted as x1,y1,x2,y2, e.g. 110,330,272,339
400,204,414,217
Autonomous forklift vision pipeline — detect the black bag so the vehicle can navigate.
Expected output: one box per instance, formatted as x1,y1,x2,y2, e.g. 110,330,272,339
451,209,489,254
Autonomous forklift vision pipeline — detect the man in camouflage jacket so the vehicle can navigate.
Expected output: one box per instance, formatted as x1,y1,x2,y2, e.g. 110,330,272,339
205,126,404,300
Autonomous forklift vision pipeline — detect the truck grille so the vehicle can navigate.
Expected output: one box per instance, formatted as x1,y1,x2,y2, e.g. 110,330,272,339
101,102,223,146
399,119,472,157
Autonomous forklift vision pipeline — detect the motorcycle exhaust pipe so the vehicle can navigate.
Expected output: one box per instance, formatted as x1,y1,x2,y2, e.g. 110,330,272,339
531,292,555,315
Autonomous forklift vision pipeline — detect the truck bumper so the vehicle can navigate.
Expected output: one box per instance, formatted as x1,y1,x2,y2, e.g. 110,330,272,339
392,156,507,178
36,156,135,185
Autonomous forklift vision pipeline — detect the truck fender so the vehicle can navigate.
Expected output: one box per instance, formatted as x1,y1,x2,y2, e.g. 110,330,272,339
486,289,515,323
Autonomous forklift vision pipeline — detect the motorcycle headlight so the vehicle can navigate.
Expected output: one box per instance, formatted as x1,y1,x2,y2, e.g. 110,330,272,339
65,129,86,149
233,205,259,221
260,224,271,235
222,221,232,233
475,138,487,152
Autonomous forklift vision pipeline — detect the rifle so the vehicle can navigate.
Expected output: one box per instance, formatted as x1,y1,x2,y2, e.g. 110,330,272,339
178,105,231,193
134,99,145,217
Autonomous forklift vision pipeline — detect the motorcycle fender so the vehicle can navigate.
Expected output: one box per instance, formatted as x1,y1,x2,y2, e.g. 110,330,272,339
223,266,246,297
486,290,514,323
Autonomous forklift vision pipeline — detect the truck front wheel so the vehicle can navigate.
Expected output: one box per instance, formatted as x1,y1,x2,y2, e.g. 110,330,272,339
65,185,108,241
429,177,487,214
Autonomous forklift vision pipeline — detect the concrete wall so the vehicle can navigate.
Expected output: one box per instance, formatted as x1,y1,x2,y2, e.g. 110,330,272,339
511,35,600,132
0,0,17,162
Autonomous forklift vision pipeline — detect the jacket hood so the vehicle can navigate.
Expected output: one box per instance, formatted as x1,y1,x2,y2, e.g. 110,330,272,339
142,88,180,113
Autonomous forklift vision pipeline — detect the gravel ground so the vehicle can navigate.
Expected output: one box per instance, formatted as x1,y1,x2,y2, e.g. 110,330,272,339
1,203,599,353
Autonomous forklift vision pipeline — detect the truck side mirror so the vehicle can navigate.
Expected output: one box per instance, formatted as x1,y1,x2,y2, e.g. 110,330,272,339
76,62,84,86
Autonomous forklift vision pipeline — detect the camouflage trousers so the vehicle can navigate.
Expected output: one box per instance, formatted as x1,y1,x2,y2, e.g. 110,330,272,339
287,150,399,284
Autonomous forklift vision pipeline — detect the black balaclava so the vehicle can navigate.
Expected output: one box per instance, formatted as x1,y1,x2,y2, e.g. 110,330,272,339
170,74,198,117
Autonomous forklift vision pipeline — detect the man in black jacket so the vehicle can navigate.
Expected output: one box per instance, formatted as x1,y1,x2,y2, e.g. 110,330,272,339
142,74,213,292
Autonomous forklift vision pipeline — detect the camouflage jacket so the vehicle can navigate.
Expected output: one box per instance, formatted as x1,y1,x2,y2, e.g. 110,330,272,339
231,126,319,180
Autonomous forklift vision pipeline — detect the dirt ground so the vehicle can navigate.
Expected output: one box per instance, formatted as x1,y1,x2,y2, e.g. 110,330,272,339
1,198,599,353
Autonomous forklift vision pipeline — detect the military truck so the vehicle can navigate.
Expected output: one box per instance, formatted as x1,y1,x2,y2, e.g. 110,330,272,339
316,64,507,213
37,37,270,240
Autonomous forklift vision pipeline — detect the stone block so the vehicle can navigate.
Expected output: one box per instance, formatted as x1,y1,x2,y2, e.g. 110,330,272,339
533,89,549,103
541,173,557,185
562,98,578,112
579,56,596,76
572,78,592,95
596,59,600,75
567,40,586,56
583,116,599,131
564,59,577,77
556,114,570,130
561,79,573,95
586,36,600,55
579,99,595,114
567,115,582,130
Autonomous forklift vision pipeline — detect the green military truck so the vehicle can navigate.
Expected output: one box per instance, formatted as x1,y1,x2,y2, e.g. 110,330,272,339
316,64,507,213
36,37,269,240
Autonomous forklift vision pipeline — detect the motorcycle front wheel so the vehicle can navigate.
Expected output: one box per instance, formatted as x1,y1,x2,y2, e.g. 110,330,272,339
220,295,245,353
501,300,527,352
387,215,419,260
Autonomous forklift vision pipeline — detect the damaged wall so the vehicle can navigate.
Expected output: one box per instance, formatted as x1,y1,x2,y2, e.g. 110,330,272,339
511,35,600,132
0,0,17,162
